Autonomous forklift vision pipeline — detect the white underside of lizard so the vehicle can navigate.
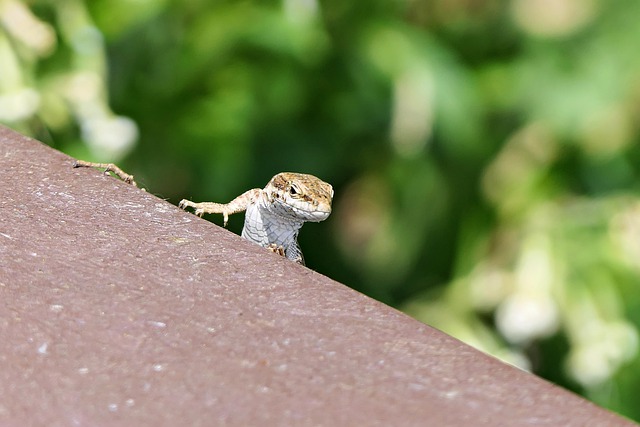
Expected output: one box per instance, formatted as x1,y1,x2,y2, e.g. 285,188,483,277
179,172,333,265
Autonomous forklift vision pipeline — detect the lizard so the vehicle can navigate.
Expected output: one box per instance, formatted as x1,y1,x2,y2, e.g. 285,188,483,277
179,172,333,265
72,161,333,264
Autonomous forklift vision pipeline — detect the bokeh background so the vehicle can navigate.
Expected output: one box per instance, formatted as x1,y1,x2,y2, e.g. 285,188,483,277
2,0,640,421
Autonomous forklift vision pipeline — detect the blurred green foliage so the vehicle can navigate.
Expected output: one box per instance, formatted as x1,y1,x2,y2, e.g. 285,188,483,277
2,0,640,421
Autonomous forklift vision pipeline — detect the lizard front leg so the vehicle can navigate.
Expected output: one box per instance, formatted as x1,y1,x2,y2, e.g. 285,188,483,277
284,240,305,265
179,189,260,227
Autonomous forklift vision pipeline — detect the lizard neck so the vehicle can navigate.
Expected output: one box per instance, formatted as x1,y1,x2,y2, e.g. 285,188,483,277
241,196,304,249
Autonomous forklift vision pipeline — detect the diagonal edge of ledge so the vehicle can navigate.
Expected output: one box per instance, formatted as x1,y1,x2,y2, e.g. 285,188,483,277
0,125,635,426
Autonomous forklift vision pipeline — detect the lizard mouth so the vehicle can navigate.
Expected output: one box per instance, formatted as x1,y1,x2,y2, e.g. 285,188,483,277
301,208,331,222
272,199,332,222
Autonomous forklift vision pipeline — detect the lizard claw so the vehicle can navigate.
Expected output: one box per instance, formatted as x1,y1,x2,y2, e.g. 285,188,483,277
267,244,286,257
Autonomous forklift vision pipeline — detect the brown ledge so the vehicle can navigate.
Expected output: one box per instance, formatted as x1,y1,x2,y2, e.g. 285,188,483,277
0,125,635,426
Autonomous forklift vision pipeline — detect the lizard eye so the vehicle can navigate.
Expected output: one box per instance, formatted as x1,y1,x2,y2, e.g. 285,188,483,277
289,186,299,195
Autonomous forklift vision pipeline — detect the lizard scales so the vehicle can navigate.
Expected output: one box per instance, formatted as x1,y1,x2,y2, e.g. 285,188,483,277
179,172,333,265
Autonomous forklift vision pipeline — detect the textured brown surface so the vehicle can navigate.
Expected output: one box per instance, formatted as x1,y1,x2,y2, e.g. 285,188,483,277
0,125,636,426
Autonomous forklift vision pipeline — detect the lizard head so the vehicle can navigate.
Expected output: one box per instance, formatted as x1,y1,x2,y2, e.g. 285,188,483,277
266,172,333,222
